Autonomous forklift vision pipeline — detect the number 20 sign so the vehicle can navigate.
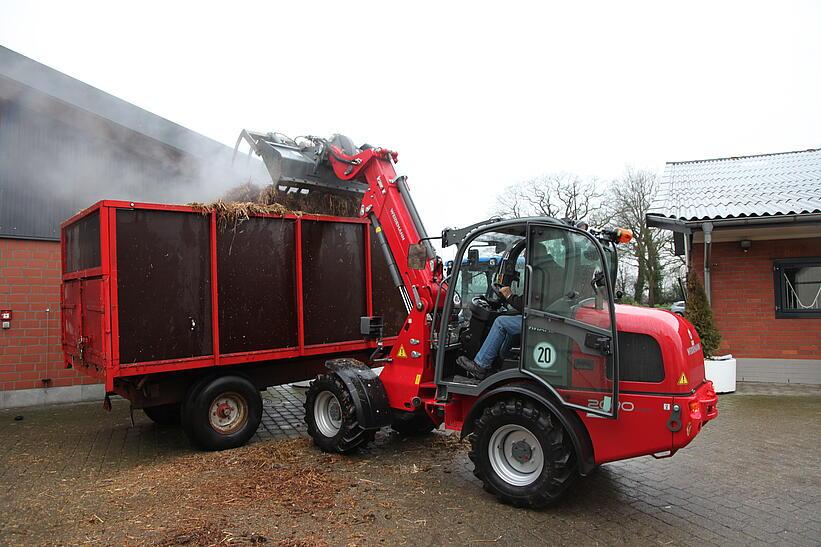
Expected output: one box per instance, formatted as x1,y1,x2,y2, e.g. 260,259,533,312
532,341,557,369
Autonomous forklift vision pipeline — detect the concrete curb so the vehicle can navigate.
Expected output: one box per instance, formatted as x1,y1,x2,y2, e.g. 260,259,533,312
0,384,105,409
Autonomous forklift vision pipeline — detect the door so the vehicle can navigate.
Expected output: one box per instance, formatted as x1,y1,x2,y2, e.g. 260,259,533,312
521,223,620,418
61,278,107,368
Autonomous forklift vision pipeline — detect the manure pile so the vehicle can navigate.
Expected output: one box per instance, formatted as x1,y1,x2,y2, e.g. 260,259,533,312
191,181,361,226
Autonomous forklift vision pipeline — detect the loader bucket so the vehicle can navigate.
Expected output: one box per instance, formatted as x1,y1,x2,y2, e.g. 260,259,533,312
234,130,368,196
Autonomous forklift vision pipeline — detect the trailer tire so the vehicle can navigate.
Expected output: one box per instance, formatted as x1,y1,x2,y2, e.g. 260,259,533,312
182,375,262,451
469,398,578,508
304,374,375,453
143,403,181,425
391,411,436,436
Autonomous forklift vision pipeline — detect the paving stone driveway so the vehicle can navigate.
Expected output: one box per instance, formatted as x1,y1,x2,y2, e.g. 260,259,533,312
1,382,819,545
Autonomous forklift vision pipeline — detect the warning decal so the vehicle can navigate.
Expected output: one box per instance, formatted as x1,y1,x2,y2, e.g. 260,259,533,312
677,372,689,385
397,345,408,358
414,374,421,385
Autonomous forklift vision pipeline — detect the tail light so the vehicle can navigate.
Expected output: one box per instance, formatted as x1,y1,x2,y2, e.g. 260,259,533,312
689,400,702,420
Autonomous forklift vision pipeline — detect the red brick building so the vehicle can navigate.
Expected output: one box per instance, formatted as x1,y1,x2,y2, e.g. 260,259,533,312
0,46,267,407
647,149,821,384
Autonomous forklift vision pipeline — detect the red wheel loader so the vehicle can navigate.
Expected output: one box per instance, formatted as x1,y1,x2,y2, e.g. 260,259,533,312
233,131,718,508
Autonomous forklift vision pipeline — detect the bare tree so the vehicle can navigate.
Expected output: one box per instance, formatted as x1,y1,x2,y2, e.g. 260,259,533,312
607,167,677,306
494,173,606,222
493,168,682,307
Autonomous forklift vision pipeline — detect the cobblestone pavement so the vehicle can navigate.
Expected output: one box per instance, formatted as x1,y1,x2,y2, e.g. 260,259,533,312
1,383,819,545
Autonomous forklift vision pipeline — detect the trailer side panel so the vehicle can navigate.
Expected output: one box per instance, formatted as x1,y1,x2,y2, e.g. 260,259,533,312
116,209,213,364
217,217,298,353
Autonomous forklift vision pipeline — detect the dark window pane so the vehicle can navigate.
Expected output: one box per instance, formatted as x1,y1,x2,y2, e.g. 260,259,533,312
64,210,101,273
782,265,821,311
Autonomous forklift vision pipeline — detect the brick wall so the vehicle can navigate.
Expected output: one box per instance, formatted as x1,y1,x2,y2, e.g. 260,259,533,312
692,237,821,360
0,238,95,391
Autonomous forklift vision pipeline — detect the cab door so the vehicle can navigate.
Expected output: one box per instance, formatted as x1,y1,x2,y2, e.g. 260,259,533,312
520,223,620,418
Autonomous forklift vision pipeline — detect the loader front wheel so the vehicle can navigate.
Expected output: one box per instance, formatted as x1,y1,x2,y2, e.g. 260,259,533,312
182,375,262,451
305,374,374,453
469,398,578,508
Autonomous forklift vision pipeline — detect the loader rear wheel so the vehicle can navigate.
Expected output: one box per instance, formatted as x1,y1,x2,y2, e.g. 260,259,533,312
143,403,181,425
391,411,436,436
304,374,374,453
182,375,262,451
469,398,577,508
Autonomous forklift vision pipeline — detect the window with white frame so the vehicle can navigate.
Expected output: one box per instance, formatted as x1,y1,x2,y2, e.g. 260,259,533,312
774,258,821,318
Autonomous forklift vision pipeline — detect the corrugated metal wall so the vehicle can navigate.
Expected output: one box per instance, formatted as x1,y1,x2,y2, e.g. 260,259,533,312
0,99,248,240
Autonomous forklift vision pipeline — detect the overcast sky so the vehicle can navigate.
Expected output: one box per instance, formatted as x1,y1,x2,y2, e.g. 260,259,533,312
2,1,820,240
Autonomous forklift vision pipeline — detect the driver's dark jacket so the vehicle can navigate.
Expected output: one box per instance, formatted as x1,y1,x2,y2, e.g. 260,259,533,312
508,294,523,313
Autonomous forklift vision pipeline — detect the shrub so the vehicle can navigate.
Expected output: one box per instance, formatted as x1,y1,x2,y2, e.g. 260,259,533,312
684,268,722,358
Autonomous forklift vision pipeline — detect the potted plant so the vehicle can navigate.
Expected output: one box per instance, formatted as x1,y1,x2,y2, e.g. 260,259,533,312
685,268,736,393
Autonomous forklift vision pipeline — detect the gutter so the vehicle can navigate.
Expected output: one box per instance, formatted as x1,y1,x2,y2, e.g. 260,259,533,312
646,212,821,233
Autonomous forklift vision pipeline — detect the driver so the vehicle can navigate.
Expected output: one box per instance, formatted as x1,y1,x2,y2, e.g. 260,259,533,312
457,286,521,380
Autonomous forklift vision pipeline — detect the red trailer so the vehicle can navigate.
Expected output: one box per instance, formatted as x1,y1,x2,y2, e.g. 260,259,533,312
61,200,405,449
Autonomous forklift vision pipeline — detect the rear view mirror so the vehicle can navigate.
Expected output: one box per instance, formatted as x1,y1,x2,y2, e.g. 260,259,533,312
407,243,428,270
467,248,480,270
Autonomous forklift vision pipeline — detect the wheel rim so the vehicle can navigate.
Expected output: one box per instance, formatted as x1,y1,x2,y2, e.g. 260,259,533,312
314,391,343,437
208,392,248,435
488,424,544,487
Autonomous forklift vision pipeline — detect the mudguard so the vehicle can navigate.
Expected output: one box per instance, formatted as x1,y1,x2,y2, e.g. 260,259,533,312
325,358,391,430
460,380,597,476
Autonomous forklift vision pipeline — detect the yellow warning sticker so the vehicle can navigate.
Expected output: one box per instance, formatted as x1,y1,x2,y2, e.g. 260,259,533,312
677,372,689,385
414,374,421,385
375,226,382,233
397,345,407,358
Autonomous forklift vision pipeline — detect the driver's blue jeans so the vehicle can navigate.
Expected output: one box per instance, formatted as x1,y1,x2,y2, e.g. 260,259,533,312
474,315,522,369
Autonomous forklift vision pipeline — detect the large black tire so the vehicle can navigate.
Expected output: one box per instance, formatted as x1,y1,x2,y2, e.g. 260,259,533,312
143,403,181,425
304,374,375,453
181,375,262,451
391,410,436,436
469,398,578,508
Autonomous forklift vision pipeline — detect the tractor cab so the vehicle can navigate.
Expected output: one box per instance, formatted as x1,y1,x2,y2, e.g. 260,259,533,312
435,218,624,418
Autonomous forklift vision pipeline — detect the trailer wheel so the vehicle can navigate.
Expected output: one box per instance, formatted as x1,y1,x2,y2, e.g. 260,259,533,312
391,411,436,436
304,374,374,453
469,398,578,508
143,403,181,425
182,375,262,451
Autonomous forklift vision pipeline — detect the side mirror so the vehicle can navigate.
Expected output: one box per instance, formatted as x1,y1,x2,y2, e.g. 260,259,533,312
467,248,479,270
407,243,428,270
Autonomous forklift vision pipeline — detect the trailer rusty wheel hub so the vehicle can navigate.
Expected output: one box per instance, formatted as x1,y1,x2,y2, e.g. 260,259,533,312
314,391,343,437
488,424,544,487
208,392,248,434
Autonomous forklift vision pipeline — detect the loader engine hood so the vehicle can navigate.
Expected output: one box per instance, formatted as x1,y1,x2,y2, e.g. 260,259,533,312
613,304,706,394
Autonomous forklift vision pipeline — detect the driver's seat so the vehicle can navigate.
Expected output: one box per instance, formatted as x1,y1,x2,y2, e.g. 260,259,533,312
530,246,563,310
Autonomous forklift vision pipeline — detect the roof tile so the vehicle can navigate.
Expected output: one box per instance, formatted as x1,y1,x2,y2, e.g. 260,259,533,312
648,149,821,221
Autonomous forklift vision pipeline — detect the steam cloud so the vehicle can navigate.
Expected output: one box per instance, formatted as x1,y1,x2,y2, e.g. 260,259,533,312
0,47,271,239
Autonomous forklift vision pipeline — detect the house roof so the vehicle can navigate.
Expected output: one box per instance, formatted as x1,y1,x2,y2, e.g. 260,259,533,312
647,148,821,223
